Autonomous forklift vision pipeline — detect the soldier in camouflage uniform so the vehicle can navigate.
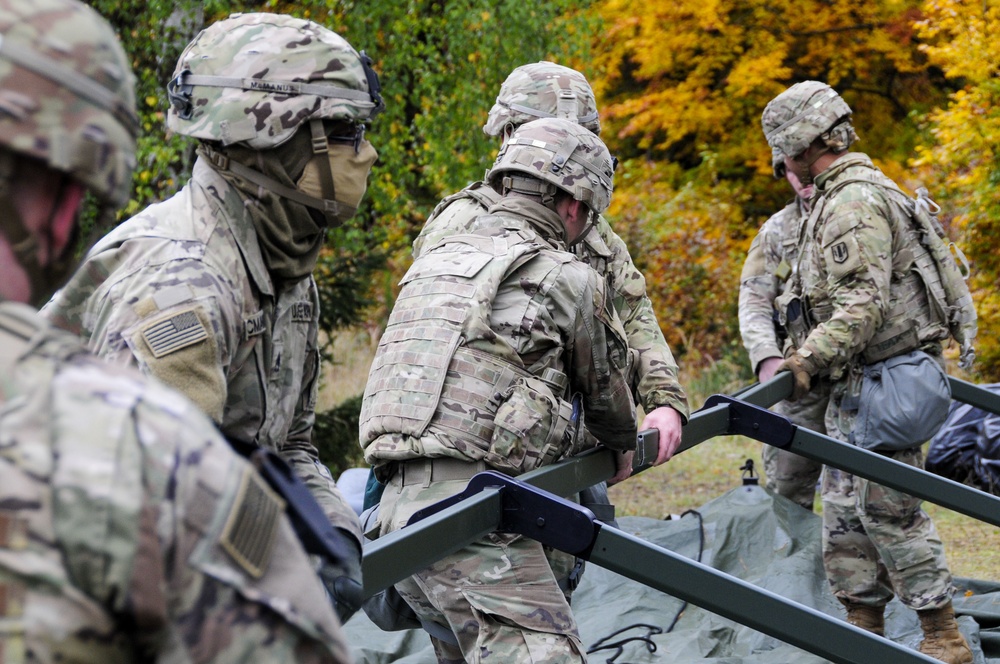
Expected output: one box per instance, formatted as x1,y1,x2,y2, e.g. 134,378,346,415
413,61,688,463
0,1,351,660
763,81,973,663
42,12,385,620
739,151,827,511
361,118,637,663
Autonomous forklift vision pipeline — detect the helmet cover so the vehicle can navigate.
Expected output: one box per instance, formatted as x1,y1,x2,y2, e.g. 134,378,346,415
483,61,600,137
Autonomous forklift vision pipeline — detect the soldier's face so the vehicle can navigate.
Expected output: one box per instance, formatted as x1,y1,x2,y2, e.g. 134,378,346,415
785,169,814,199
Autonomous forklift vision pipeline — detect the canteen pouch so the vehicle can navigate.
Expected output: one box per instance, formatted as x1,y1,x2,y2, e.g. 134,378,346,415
850,350,951,452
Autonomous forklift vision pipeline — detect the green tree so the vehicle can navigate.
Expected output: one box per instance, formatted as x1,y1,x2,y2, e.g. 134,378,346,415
85,0,598,468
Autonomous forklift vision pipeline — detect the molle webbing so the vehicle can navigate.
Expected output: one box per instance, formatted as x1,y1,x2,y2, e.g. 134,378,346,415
359,313,464,440
360,231,541,447
821,176,971,359
426,182,502,224
426,347,527,449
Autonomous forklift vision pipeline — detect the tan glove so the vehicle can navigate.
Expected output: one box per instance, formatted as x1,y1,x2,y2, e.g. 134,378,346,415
776,353,816,401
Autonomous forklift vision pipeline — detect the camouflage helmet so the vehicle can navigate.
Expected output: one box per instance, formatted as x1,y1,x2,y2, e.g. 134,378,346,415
761,81,853,158
487,117,615,215
0,0,138,206
483,61,601,137
167,13,384,150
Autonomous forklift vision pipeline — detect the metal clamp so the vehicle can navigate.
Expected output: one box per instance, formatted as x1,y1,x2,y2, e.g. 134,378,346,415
407,471,600,555
702,394,796,449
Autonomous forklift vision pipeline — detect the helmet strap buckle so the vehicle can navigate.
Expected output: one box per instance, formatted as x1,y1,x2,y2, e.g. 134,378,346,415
167,69,194,120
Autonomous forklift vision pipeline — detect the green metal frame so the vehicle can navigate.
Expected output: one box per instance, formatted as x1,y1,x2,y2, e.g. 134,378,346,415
361,372,1000,664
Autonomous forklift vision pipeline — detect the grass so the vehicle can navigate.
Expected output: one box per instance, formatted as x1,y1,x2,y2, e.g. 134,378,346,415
322,327,1000,582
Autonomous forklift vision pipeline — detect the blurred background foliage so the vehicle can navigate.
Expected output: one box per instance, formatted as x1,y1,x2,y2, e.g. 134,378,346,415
84,0,999,465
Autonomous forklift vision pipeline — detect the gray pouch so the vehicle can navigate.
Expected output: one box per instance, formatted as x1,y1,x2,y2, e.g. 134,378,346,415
850,350,951,451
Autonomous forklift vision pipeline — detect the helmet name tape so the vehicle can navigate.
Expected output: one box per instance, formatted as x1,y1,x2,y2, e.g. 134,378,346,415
168,69,375,121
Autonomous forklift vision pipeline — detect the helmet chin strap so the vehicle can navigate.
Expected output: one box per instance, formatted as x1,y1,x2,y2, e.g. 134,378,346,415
787,143,830,186
198,128,356,229
567,208,596,248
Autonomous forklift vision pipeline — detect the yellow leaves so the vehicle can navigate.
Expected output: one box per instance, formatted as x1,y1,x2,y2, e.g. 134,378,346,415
917,0,1000,81
594,0,940,159
726,52,790,98
144,96,158,108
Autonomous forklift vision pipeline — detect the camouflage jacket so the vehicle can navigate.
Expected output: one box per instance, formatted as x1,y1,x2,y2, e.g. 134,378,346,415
776,153,949,381
738,198,805,374
0,301,350,663
411,181,689,421
41,158,360,544
363,196,637,470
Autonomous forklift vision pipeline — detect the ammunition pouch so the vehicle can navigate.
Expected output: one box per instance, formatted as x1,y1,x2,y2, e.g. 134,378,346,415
776,292,811,351
487,371,576,475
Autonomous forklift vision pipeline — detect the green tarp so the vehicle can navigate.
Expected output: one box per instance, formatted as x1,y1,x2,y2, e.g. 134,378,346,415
344,484,998,663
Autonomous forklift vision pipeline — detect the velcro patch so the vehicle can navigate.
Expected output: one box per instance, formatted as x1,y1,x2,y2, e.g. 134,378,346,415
244,310,265,340
0,512,27,549
290,301,313,322
140,309,208,358
219,466,285,579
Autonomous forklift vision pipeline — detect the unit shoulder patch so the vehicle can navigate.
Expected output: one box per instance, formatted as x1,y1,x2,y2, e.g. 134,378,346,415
831,241,849,264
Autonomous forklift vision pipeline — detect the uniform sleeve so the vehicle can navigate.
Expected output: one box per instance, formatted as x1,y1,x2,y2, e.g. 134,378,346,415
564,264,638,451
278,283,363,544
55,256,239,424
800,197,893,372
126,390,350,661
739,214,785,374
585,217,688,419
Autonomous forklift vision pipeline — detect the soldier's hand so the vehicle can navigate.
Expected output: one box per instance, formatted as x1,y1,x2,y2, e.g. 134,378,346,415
757,356,784,382
776,354,813,401
317,532,364,624
609,449,634,485
641,405,683,464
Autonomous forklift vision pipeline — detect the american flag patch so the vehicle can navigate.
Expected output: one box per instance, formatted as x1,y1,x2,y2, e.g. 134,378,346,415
140,308,209,358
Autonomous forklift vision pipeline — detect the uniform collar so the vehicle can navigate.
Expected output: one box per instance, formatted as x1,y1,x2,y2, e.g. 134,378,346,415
487,195,567,250
193,157,274,297
814,152,876,192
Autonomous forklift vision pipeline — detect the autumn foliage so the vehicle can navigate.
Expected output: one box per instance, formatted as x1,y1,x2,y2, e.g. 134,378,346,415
85,0,999,384
912,0,1000,377
589,0,1000,379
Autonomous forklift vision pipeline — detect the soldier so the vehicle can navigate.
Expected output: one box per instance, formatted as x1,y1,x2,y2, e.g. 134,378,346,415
739,150,827,511
413,61,688,465
762,81,973,663
360,117,637,662
42,12,384,620
0,0,351,660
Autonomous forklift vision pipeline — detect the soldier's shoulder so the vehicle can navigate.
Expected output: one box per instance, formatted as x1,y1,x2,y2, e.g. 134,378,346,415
545,252,604,296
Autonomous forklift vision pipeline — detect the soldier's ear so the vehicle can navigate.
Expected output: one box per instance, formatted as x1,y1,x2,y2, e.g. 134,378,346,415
47,180,86,260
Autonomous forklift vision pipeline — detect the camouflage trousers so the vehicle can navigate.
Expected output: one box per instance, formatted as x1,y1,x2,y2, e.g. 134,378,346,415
376,466,586,663
762,378,830,511
821,394,954,610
